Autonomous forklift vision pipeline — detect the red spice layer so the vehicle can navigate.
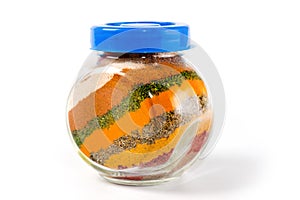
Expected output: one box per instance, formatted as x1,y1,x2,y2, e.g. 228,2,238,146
188,131,208,154
172,131,209,172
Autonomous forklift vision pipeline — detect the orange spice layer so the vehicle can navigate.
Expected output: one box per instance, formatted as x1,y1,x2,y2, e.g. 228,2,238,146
80,79,207,155
69,63,193,131
104,110,212,169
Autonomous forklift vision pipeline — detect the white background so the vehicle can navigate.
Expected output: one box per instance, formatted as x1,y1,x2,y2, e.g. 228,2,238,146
0,0,299,199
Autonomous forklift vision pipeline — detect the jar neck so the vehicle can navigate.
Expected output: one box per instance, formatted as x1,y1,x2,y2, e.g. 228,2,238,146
101,52,180,59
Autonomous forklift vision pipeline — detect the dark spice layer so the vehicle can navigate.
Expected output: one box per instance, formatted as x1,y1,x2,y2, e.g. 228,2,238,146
90,111,182,165
72,70,201,146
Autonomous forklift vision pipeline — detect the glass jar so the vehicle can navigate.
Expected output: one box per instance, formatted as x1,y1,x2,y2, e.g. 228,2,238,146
67,22,225,185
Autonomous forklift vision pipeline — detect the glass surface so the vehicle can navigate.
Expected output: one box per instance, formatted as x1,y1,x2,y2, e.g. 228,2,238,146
67,48,224,185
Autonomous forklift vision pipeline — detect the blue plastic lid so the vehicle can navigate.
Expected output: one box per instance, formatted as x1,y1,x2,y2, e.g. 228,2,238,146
91,22,190,53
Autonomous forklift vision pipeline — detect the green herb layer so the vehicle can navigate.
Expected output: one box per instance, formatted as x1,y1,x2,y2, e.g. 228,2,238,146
72,70,201,146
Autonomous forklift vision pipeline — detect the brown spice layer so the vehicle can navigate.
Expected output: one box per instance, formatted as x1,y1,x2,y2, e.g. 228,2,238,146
69,57,193,131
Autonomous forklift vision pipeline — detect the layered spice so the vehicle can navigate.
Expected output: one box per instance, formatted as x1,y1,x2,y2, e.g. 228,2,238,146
68,53,212,170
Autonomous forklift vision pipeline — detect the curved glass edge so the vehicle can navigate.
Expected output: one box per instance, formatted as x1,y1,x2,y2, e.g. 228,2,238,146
182,42,226,159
